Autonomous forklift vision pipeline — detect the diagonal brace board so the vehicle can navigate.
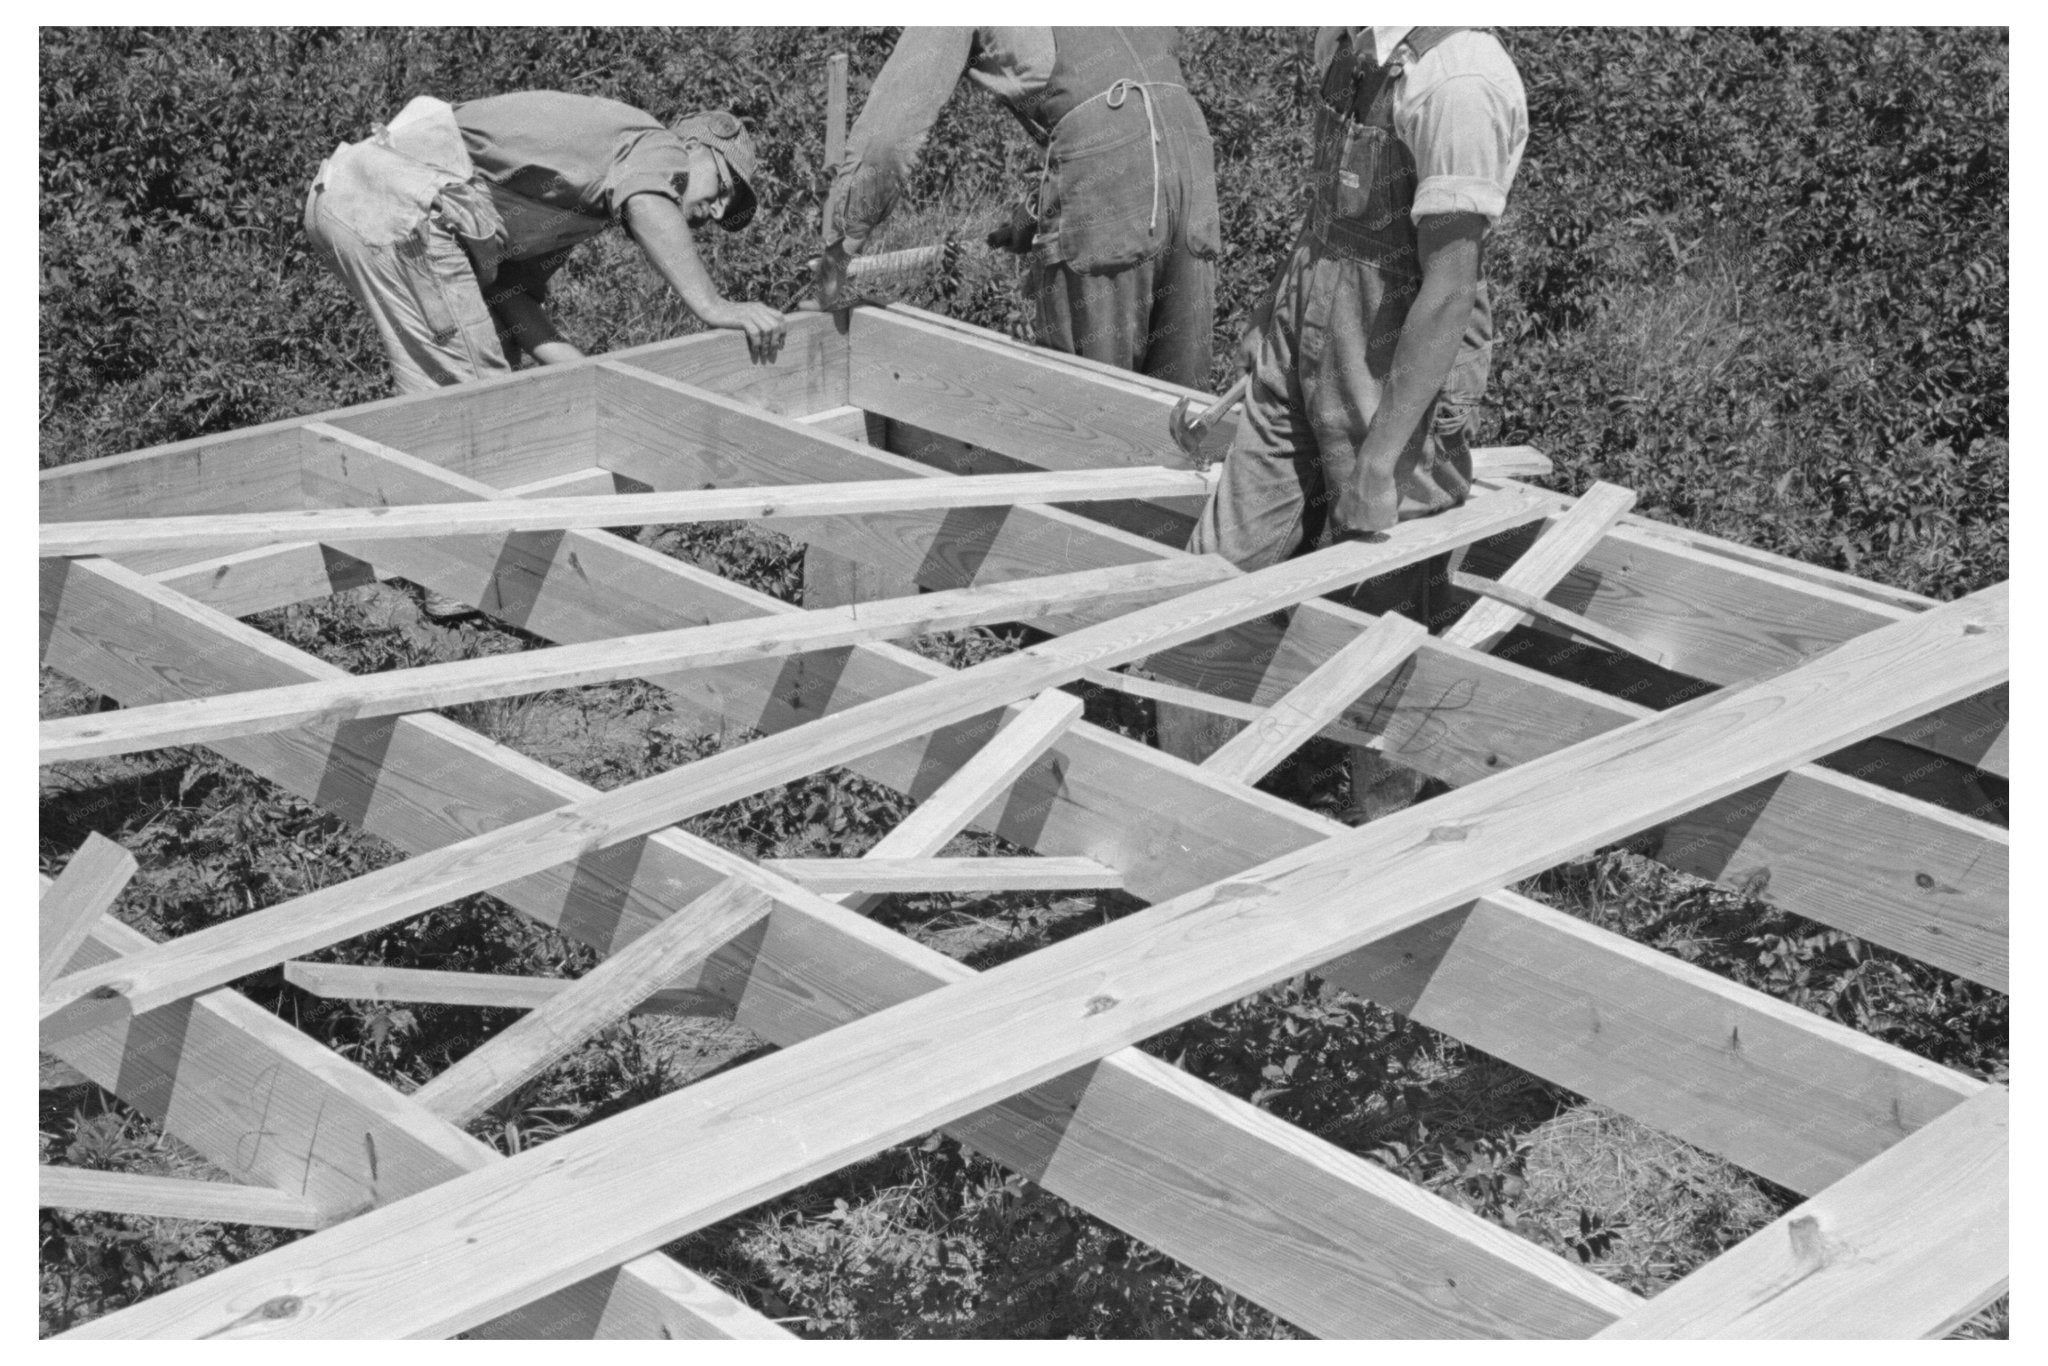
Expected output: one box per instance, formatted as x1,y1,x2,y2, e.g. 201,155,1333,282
40,834,137,991
42,492,1545,1042
39,1168,326,1231
40,450,1210,557
1201,614,1429,786
411,879,772,1126
1440,480,1637,653
39,557,1232,765
68,583,2007,1339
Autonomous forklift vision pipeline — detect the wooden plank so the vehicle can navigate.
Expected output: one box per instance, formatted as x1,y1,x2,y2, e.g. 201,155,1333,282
42,495,1540,1043
43,461,1211,558
37,571,1638,1341
762,855,1122,894
413,880,771,1125
39,1167,325,1230
283,961,728,1017
587,362,2009,975
1319,890,1983,1198
41,544,1971,1341
852,306,2005,777
72,584,2006,1339
42,558,1232,764
824,52,848,170
1202,615,1428,786
39,424,306,525
1594,1086,2008,1339
1466,484,2008,777
40,834,137,990
1441,481,1637,652
43,897,787,1339
862,690,1082,861
54,420,2010,997
1448,570,1669,665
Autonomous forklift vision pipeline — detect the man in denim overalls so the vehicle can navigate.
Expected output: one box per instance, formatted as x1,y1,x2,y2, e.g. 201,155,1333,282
1173,29,1527,808
822,28,1219,389
1192,26,1526,563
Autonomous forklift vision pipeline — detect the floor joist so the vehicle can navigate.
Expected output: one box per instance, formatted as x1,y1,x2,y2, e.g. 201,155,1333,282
65,583,2004,1339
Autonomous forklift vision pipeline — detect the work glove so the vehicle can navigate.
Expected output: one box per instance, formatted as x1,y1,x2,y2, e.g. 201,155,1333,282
985,203,1038,255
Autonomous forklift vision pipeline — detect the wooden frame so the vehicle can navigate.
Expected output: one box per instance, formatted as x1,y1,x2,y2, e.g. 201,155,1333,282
39,304,2006,1339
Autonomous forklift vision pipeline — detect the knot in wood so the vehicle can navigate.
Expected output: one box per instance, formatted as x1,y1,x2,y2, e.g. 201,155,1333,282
1083,994,1119,1017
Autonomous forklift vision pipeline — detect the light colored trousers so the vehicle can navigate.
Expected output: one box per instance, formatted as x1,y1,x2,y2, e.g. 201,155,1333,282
303,135,510,395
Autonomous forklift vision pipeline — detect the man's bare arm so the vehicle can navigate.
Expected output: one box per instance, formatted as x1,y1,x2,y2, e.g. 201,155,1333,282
1341,212,1486,532
622,191,785,362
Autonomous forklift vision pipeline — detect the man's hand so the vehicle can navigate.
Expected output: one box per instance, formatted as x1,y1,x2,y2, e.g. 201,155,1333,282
1236,291,1276,375
700,299,787,363
623,191,785,364
984,203,1037,256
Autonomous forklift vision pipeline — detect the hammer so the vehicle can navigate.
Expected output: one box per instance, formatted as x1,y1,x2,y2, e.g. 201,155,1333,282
1167,373,1249,471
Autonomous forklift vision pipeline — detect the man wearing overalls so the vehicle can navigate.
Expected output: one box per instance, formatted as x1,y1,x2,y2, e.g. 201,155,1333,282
1175,28,1527,812
821,27,1220,389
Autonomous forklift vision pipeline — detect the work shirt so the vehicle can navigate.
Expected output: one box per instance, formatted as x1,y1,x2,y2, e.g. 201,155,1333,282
455,92,704,289
824,27,1058,251
1320,27,1527,224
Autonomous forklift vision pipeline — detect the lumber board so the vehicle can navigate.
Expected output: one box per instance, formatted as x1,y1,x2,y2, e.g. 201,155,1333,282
40,834,137,990
762,855,1123,894
42,558,1232,764
39,1167,325,1230
39,424,306,526
42,496,1541,1042
413,880,772,1125
41,547,1975,1339
71,584,2007,1339
1467,484,2007,777
52,422,2010,996
38,570,1635,1340
1448,570,1669,664
1318,890,1983,1197
598,361,2008,977
1201,615,1427,786
850,307,2005,777
282,961,729,1017
43,899,786,1339
862,690,1083,861
42,462,1212,558
1441,481,1638,652
1593,1086,2008,1338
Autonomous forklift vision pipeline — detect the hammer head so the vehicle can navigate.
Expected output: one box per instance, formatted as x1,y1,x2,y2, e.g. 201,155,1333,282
1169,395,1223,470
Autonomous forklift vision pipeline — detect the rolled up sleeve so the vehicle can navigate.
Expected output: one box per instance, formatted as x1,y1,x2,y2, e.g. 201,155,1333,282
1397,37,1529,224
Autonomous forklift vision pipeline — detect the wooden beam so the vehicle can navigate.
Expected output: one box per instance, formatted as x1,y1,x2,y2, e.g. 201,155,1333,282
35,585,1642,1342
1471,481,2007,778
1448,570,1670,665
1441,480,1637,652
763,855,1122,894
851,305,2005,777
40,834,137,990
41,893,788,1339
41,545,1974,1339
1317,889,1982,1198
42,558,1232,764
860,690,1082,862
283,961,728,1016
587,359,2006,979
70,584,2006,1340
1594,1086,2008,1338
43,456,1210,558
42,496,1540,1043
39,1167,325,1230
413,880,772,1126
1201,615,1428,786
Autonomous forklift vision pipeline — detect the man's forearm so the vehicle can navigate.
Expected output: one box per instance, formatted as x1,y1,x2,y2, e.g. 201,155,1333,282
1356,271,1475,475
623,196,724,319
